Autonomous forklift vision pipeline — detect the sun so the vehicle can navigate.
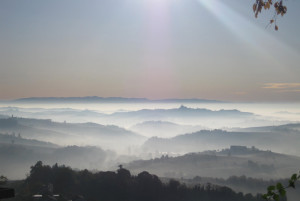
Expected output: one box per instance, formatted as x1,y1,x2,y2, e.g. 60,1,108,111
145,0,181,7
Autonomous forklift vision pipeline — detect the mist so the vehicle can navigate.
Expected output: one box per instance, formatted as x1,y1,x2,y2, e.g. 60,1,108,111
1,99,300,201
1,101,299,129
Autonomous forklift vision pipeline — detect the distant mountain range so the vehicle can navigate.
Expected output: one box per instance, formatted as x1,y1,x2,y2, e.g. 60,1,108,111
7,96,223,103
111,105,253,118
0,105,265,129
102,105,258,128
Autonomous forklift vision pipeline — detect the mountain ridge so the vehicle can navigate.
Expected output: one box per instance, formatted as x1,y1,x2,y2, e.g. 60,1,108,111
8,96,224,103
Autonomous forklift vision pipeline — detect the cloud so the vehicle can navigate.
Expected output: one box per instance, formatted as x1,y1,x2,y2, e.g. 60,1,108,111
277,89,300,93
263,83,300,90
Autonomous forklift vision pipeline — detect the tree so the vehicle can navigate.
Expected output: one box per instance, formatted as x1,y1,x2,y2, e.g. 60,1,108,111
253,0,287,30
0,175,8,186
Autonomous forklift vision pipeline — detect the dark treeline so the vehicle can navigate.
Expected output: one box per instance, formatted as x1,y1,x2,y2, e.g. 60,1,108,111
8,161,268,201
190,175,300,194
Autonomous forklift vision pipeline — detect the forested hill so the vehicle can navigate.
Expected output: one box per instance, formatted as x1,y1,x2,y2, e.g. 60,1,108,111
9,161,264,201
143,128,300,156
0,132,59,148
127,147,300,179
0,117,146,150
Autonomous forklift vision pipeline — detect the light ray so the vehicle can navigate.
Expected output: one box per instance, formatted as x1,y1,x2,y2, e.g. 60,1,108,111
196,0,299,72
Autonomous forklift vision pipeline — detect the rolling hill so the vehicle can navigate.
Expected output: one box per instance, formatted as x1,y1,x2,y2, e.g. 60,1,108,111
127,146,300,180
0,117,146,150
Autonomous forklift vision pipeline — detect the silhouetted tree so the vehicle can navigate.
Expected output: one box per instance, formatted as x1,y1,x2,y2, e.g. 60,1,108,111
0,175,8,186
16,162,266,201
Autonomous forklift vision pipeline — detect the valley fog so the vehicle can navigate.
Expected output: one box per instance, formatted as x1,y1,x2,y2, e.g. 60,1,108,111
1,101,300,126
1,100,300,201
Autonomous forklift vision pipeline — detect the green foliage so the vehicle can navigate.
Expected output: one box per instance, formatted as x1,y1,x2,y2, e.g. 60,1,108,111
262,172,299,201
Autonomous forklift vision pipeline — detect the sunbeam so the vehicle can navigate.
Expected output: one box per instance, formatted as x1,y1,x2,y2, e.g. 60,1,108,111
196,0,299,74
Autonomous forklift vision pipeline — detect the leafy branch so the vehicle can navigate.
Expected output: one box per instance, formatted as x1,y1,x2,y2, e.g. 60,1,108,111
262,172,300,201
253,0,287,30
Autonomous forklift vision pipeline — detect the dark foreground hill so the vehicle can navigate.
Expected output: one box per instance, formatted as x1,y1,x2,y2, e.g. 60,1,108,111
7,161,264,201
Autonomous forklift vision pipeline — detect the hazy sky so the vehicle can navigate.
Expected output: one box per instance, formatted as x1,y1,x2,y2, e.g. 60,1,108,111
0,0,300,102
